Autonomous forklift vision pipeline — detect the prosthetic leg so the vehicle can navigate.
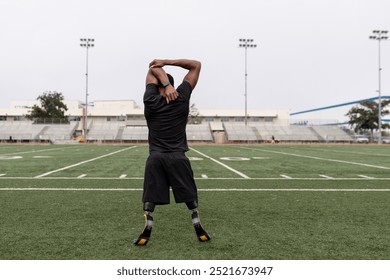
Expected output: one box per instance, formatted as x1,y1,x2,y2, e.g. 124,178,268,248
186,201,211,242
133,202,155,246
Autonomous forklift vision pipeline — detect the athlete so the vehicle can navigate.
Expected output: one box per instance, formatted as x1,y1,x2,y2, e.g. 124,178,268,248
134,59,211,245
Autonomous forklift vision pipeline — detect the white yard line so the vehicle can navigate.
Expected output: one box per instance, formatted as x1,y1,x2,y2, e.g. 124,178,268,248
200,188,390,192
241,147,390,170
358,175,375,179
0,188,141,191
199,188,390,192
0,146,78,156
34,146,137,178
190,147,250,179
1,188,390,192
1,176,390,180
319,174,334,179
280,175,292,179
306,147,390,158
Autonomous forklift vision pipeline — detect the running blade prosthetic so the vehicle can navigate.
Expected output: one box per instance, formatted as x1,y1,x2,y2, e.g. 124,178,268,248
192,211,211,242
133,213,153,245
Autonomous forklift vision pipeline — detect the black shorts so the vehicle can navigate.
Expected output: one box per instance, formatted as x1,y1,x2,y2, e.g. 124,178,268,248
142,152,198,204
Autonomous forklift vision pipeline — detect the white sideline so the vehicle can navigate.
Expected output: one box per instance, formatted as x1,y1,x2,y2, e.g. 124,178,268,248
241,147,390,170
1,188,390,192
319,175,334,179
190,147,250,179
0,146,78,157
2,176,390,180
34,146,137,178
358,175,375,179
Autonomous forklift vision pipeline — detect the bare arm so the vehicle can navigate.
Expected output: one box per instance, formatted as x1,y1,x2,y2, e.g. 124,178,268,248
149,59,201,89
145,66,178,104
146,66,170,86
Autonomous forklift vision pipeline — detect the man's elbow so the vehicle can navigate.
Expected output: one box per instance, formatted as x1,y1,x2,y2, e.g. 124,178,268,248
193,60,201,70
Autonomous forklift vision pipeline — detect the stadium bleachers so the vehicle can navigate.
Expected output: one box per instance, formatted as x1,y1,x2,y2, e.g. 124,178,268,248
223,123,257,141
39,122,79,142
122,126,148,141
311,125,354,142
87,122,122,141
223,122,353,142
0,122,80,142
0,121,357,143
0,122,57,141
186,124,213,141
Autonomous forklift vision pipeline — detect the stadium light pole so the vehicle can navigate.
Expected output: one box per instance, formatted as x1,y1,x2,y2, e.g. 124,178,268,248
239,38,257,126
80,38,95,138
369,30,388,144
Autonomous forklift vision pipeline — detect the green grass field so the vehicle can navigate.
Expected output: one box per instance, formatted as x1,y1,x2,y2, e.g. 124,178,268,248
1,144,390,260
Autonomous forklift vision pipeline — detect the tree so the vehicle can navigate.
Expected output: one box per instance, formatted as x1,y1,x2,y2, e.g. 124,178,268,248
26,91,69,124
346,99,390,140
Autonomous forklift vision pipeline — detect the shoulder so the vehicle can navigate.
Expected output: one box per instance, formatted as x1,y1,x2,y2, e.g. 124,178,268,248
177,81,193,95
144,83,160,102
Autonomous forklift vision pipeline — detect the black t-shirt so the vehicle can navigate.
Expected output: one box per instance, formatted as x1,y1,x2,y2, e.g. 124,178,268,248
143,81,193,153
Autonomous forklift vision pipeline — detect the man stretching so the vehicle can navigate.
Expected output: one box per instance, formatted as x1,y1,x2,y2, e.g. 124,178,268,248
134,59,211,245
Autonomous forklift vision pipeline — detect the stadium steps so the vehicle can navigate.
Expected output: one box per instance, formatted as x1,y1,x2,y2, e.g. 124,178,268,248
115,126,125,141
70,121,79,137
36,126,49,140
221,122,229,140
251,126,263,141
308,126,324,141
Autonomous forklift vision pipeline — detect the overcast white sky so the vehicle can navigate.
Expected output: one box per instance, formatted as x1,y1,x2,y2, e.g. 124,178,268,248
0,0,389,113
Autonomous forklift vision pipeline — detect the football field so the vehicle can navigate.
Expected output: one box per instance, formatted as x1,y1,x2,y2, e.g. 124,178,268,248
1,144,390,260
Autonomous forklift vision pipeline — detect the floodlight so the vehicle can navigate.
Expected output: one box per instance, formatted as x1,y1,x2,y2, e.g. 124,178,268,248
238,38,257,126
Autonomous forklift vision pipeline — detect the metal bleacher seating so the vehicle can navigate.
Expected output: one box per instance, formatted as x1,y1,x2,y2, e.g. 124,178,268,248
0,121,355,143
223,123,257,141
186,124,213,141
0,122,79,142
255,124,320,142
87,122,121,141
311,125,353,142
39,122,79,141
121,126,148,141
